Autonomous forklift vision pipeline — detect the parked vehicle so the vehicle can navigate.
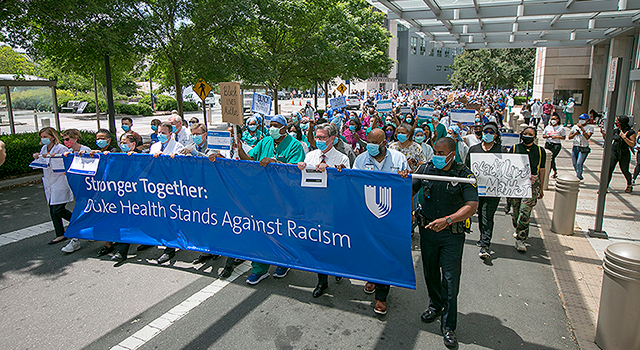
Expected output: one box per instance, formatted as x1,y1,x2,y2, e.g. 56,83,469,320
346,95,361,109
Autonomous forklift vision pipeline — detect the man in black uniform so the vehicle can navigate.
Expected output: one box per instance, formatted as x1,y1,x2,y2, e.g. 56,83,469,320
412,137,479,348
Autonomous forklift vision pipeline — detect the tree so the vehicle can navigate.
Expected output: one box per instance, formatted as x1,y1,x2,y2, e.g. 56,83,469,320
0,46,35,76
449,48,535,89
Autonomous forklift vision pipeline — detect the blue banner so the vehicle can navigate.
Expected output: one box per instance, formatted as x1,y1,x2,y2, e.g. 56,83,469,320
63,154,415,289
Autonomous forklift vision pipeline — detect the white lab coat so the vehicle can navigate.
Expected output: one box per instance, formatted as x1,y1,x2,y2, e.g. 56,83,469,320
40,143,74,205
174,127,191,146
149,137,184,155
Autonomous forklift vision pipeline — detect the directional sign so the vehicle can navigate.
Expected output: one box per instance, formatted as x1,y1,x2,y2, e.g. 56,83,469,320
194,79,212,101
337,83,347,95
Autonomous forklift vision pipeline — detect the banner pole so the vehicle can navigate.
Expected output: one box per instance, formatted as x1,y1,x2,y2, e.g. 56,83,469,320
411,173,476,184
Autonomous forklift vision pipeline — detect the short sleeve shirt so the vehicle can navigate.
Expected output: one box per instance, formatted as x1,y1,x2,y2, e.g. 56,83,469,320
389,141,426,172
353,148,409,173
248,134,305,164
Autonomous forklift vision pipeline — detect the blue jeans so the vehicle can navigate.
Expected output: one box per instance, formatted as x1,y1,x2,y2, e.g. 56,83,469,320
571,146,589,180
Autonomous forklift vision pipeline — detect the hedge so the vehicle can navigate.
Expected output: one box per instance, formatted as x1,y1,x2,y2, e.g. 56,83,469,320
0,130,108,180
139,94,199,112
514,96,529,105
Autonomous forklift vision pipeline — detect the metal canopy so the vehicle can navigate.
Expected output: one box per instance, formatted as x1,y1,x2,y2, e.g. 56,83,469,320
371,0,640,48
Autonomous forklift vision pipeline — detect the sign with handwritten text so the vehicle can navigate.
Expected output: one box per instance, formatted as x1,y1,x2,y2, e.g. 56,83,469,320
470,153,532,198
220,82,243,125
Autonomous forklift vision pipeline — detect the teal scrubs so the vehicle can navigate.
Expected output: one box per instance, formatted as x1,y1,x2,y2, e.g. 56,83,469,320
242,129,264,147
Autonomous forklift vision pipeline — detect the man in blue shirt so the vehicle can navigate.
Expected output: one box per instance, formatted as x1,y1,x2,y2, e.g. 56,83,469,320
352,128,409,315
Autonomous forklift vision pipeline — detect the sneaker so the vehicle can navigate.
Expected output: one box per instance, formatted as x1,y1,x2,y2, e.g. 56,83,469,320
61,239,81,253
111,252,125,261
475,241,482,247
246,272,269,285
478,247,491,260
515,240,527,252
272,267,290,278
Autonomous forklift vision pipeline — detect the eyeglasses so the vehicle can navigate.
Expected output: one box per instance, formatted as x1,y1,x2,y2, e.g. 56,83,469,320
483,130,495,135
63,138,71,141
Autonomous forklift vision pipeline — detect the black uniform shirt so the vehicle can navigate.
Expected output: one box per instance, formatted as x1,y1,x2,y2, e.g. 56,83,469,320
511,143,546,175
412,162,479,222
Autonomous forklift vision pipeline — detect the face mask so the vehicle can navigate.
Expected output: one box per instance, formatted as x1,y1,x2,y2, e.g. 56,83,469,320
122,125,130,132
579,120,587,125
316,140,328,151
333,137,338,145
289,132,297,139
120,143,131,152
475,130,483,137
446,134,454,139
157,134,169,143
475,118,481,123
64,140,74,148
482,133,495,143
405,118,412,123
367,142,382,157
349,125,356,132
522,135,534,145
551,120,558,126
615,122,620,128
41,138,51,146
414,136,425,143
485,112,490,116
291,117,298,123
385,130,394,138
397,134,408,143
96,139,109,148
172,125,178,133
432,152,453,170
269,126,283,139
301,123,308,131
151,125,158,131
189,122,195,127
248,125,258,131
192,134,203,145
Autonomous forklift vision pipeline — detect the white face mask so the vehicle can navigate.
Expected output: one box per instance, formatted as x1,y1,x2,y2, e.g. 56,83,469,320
579,120,587,125
551,120,558,126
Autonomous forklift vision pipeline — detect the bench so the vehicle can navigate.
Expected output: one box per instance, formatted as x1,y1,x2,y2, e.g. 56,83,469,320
60,101,88,113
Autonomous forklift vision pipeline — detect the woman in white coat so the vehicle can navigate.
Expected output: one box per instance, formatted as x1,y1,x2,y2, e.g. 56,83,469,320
32,127,73,245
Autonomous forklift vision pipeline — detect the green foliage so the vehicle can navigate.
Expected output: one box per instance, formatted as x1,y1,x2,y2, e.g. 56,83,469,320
0,46,35,75
7,88,53,111
139,94,197,112
115,103,153,116
514,96,528,105
450,48,535,89
0,130,98,180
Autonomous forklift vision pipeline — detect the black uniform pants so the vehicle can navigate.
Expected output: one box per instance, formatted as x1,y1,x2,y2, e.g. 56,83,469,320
420,226,465,331
477,197,500,248
49,203,72,238
607,150,632,187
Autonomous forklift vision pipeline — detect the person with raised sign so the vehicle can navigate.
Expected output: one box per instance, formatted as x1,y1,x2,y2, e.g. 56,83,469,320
352,128,409,315
413,137,478,348
296,123,350,298
509,126,546,252
32,127,73,246
464,122,505,260
235,114,305,285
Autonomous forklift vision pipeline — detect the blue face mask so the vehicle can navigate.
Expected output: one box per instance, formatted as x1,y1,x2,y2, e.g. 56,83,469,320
333,137,338,145
405,118,412,123
367,142,381,157
414,136,425,143
172,125,177,133
41,138,51,146
151,125,158,131
96,139,109,149
349,125,356,132
269,126,282,139
482,133,495,143
157,133,169,143
475,118,481,123
120,143,131,152
248,125,258,132
192,134,203,145
301,123,309,131
122,125,130,132
316,140,328,151
432,152,453,169
397,134,408,143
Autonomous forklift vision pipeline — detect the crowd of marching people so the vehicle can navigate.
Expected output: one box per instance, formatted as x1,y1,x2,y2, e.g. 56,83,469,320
31,86,640,348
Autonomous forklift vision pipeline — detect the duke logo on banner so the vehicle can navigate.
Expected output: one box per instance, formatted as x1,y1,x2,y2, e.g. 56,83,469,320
364,185,392,219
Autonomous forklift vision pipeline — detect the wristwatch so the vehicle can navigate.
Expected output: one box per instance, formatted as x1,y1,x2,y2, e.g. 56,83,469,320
445,216,453,225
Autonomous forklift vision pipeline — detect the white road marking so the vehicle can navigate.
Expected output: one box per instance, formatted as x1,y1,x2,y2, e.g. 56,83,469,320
0,222,55,247
110,261,252,350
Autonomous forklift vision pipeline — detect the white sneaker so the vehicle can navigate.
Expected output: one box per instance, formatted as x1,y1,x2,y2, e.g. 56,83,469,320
61,238,81,253
515,240,527,252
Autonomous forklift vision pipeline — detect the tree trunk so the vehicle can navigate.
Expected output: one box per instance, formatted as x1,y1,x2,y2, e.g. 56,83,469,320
104,53,116,135
170,60,183,117
272,84,279,115
93,74,100,130
324,80,329,109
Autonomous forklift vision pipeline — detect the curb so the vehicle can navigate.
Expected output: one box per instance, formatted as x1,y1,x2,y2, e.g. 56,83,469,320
0,174,42,190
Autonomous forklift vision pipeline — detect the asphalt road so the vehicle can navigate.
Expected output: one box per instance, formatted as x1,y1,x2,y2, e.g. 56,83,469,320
0,181,578,350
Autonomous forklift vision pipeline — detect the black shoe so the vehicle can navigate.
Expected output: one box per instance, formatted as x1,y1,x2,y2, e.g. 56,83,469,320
232,258,245,266
192,254,213,264
219,266,234,278
335,276,342,282
136,245,152,251
97,246,114,257
48,237,68,245
443,329,458,348
157,251,175,264
421,308,442,323
111,252,126,261
312,284,328,298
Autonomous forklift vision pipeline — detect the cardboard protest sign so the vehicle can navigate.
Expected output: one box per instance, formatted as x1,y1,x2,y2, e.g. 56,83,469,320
220,82,243,125
330,96,347,109
470,153,532,198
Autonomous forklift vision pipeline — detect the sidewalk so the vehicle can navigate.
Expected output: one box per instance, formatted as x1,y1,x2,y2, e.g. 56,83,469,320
532,125,639,350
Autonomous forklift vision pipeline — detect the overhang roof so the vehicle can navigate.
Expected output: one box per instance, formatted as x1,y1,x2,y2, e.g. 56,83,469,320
370,0,640,48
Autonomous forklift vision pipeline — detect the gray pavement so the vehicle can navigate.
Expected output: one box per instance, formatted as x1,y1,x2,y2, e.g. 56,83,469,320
0,179,576,349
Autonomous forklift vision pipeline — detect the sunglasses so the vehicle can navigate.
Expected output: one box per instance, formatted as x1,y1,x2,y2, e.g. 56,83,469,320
483,130,495,135
63,138,72,141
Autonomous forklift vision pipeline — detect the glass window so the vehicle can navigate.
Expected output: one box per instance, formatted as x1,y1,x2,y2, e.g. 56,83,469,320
429,42,434,56
437,48,442,57
411,37,417,55
436,65,442,71
420,38,426,55
445,48,450,57
444,66,450,71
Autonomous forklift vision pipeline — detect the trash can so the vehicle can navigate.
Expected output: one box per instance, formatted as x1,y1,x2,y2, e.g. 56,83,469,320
595,243,640,350
551,174,580,235
543,149,552,191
